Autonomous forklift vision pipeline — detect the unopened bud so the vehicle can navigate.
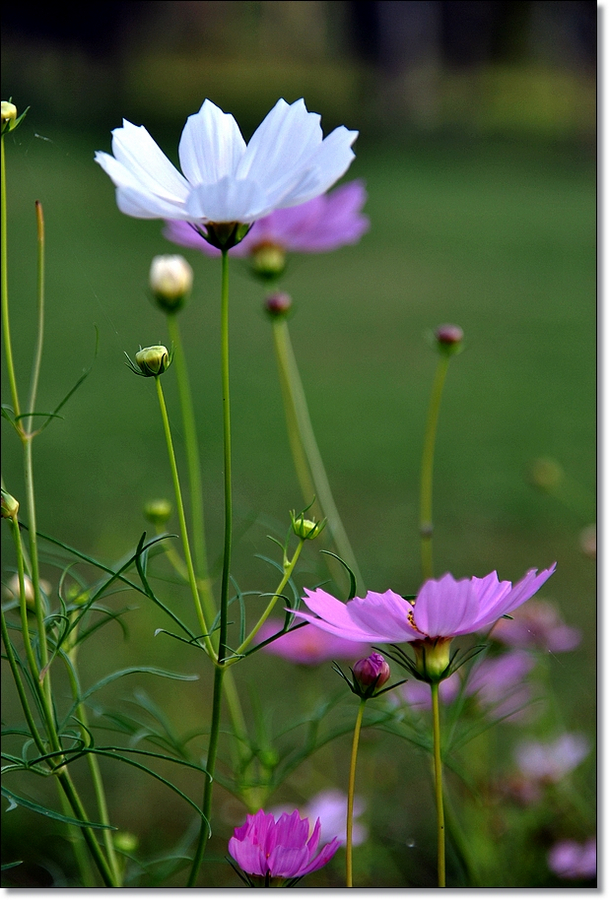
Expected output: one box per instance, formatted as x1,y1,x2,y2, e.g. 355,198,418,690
251,243,286,280
144,499,172,525
133,345,171,377
290,510,326,540
1,101,17,131
113,832,139,854
434,324,464,356
412,637,452,683
265,292,292,318
527,457,564,492
353,653,391,694
149,255,193,313
1,489,19,520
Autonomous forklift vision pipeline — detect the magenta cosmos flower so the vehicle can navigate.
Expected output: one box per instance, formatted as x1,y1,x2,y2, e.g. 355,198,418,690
163,180,369,257
228,809,340,885
254,618,370,665
548,837,596,880
491,598,581,652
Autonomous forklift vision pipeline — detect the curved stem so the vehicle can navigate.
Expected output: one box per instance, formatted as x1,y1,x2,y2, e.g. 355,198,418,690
346,699,366,887
431,682,446,887
419,355,450,582
272,318,363,591
154,376,215,659
1,130,21,420
26,201,45,434
166,313,215,624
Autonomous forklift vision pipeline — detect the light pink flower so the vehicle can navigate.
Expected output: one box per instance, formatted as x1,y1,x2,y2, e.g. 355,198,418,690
515,733,591,783
164,180,369,257
292,566,556,644
228,809,339,883
254,618,370,665
548,837,596,879
400,671,462,709
491,598,581,652
465,650,537,722
272,789,368,847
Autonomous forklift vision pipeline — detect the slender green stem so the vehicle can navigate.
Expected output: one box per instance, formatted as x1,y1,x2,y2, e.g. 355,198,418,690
431,682,446,887
419,355,451,582
0,602,46,756
346,699,366,887
218,248,232,665
154,376,215,659
232,537,305,658
166,313,215,624
1,131,21,420
272,318,363,591
26,201,45,434
55,769,117,887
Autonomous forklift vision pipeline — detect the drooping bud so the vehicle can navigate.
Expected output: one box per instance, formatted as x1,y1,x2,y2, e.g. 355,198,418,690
1,488,20,520
149,255,193,313
251,243,286,280
290,509,326,540
433,324,464,356
144,498,172,525
265,291,293,319
131,345,171,377
352,653,391,695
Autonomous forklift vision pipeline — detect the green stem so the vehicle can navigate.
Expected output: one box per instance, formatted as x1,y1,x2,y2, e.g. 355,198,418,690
26,201,45,434
0,601,46,757
1,130,21,420
346,700,366,887
55,769,117,887
166,313,215,624
431,682,446,887
232,537,305,658
154,376,215,659
272,318,363,591
419,355,450,582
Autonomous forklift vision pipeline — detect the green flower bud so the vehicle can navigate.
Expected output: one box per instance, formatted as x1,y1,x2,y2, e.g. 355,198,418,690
149,255,193,313
251,243,286,281
527,457,564,492
144,498,172,525
130,345,171,377
411,637,452,683
290,510,326,540
113,832,139,854
1,101,17,129
1,488,19,520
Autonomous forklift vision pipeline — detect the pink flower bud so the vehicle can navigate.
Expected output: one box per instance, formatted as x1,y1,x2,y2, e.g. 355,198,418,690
265,291,292,318
352,653,390,692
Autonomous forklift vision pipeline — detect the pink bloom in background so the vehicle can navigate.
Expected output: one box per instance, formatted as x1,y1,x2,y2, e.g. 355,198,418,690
515,733,591,784
272,789,368,847
400,671,462,710
228,809,340,883
293,566,556,644
254,618,370,665
548,837,596,880
465,650,537,722
163,180,369,257
491,598,581,652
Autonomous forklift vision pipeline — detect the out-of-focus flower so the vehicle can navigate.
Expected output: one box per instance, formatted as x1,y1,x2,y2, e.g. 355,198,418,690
580,524,596,560
149,254,193,312
254,618,370,665
491,598,581,653
465,650,536,722
547,837,596,880
3,573,52,608
164,180,369,262
272,789,367,847
228,809,340,885
143,499,173,525
96,99,358,247
265,291,293,318
433,323,464,356
515,733,591,784
292,566,555,682
400,671,462,710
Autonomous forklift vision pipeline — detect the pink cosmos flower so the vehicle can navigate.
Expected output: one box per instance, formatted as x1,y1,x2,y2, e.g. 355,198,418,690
491,598,581,652
271,789,368,847
548,837,596,880
293,566,556,644
254,618,370,665
400,671,462,709
515,733,591,784
163,180,369,257
228,809,340,884
465,650,537,722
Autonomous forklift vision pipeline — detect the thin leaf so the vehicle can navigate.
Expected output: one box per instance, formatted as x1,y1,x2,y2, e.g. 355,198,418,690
1,786,116,830
320,549,358,599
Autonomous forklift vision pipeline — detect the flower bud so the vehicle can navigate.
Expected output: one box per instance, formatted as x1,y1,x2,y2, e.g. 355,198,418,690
144,498,172,525
433,324,464,356
1,101,17,132
134,345,171,377
265,291,293,319
290,510,326,540
1,488,19,520
527,457,564,492
251,243,286,280
411,637,452,683
353,653,391,694
113,832,139,854
149,255,193,313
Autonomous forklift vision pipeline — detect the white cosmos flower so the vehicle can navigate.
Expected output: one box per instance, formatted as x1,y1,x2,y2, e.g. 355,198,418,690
95,98,358,227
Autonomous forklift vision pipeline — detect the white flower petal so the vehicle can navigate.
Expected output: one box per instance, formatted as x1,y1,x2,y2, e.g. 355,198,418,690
186,177,269,224
110,120,189,200
178,99,246,186
238,98,323,185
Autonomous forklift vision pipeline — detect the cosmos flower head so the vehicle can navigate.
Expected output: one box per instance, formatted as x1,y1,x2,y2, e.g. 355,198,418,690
547,837,596,880
271,789,368,848
228,808,340,886
95,98,358,248
491,598,581,653
514,732,591,785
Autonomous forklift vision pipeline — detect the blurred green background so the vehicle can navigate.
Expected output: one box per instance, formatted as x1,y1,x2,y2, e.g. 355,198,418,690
2,1,596,888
